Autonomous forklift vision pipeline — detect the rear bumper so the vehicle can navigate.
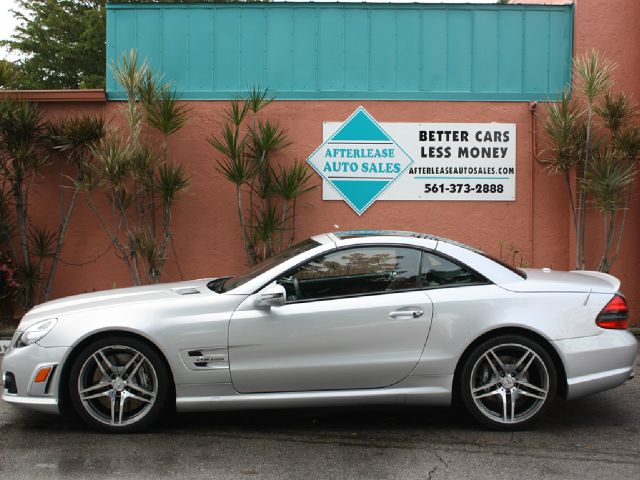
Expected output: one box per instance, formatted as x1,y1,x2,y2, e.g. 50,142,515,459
553,330,637,400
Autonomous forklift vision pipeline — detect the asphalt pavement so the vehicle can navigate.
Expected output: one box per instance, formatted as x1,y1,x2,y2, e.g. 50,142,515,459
1,356,639,480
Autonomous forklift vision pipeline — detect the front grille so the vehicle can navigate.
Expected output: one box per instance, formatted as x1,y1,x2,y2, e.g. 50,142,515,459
3,371,17,394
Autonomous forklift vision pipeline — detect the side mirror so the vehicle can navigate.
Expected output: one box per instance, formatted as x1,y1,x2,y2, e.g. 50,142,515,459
256,283,287,308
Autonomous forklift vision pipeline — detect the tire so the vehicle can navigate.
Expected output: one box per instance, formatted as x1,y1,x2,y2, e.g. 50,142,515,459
68,336,169,433
459,334,557,430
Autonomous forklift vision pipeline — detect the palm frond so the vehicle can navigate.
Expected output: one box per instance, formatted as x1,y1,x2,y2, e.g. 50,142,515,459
110,49,149,100
28,226,57,260
128,227,163,279
541,89,583,173
90,134,132,191
129,142,158,188
250,204,283,245
224,99,250,127
244,85,274,113
208,123,247,161
583,150,636,212
155,162,190,209
613,127,640,160
272,162,317,200
46,115,106,162
0,99,45,152
249,119,289,161
594,91,636,136
573,49,616,104
143,83,190,137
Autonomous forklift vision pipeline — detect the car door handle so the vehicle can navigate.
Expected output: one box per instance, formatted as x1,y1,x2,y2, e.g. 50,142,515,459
389,309,424,319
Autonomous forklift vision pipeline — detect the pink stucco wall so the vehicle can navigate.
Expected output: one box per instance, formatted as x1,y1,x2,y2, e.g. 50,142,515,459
18,0,640,324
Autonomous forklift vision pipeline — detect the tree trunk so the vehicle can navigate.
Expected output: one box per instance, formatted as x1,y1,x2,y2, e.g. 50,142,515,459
43,189,79,301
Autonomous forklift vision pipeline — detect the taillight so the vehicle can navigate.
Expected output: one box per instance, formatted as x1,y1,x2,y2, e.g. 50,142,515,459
596,294,629,330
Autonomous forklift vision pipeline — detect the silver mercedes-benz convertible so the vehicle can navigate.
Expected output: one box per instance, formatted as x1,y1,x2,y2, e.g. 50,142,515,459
2,230,637,432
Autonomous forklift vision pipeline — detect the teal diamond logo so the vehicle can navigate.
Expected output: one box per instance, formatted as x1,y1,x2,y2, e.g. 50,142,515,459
306,107,414,215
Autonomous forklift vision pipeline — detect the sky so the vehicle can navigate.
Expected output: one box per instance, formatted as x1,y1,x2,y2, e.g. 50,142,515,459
0,0,500,61
0,0,20,60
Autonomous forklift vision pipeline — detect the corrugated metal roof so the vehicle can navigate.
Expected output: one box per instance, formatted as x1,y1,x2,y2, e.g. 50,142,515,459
106,3,573,101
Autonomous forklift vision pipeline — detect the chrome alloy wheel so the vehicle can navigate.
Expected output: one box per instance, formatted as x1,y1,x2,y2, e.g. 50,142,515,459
470,343,550,424
77,345,158,426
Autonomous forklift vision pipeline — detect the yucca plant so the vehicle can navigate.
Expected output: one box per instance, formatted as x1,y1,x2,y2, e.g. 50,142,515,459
141,81,190,163
572,50,615,269
87,50,190,285
542,50,638,273
541,89,583,235
583,150,636,272
44,114,105,300
209,87,315,266
0,99,48,309
110,50,148,146
273,162,316,249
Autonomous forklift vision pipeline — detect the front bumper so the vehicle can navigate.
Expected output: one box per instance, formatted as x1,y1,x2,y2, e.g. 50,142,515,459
1,343,68,414
554,329,638,400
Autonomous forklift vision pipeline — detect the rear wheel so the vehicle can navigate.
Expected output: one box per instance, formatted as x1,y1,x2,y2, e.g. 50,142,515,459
460,335,557,430
69,336,169,433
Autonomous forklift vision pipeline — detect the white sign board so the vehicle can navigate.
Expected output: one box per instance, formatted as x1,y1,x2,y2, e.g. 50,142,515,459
318,118,516,212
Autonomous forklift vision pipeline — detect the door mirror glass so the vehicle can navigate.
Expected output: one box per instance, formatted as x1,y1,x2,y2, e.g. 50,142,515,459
256,283,287,308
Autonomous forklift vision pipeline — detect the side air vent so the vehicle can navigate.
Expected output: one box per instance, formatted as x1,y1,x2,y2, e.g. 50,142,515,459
173,287,201,295
180,347,228,371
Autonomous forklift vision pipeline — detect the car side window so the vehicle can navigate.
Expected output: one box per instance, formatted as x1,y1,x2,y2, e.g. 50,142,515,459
420,252,486,288
276,246,421,302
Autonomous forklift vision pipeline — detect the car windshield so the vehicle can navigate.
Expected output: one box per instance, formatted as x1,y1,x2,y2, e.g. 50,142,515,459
218,238,321,292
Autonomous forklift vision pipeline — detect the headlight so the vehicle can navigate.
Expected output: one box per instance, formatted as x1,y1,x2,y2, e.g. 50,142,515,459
14,318,57,348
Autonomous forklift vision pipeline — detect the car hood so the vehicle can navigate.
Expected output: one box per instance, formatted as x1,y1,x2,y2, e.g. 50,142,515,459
22,278,221,325
501,269,620,294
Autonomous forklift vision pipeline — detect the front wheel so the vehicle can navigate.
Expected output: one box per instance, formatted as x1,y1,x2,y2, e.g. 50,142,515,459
460,335,557,430
68,336,169,433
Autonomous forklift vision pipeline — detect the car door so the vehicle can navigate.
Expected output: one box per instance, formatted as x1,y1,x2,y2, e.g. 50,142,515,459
228,245,433,393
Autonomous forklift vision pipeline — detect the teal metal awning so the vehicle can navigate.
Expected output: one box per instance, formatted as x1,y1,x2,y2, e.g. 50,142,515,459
106,2,574,101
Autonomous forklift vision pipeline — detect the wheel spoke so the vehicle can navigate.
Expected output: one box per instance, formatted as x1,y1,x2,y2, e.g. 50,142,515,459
96,350,117,377
118,392,126,425
510,389,518,422
474,387,502,400
109,390,116,425
122,353,141,379
127,356,146,380
472,378,500,394
127,382,155,398
513,348,532,371
80,383,112,401
79,382,110,395
517,380,547,400
92,354,110,378
124,390,153,404
515,352,537,378
488,349,507,374
483,353,501,377
499,388,508,422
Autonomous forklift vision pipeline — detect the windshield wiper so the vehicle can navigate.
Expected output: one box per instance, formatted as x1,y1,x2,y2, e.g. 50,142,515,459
206,277,231,293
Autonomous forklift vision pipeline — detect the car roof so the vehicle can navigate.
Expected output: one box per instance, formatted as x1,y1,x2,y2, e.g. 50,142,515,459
328,230,483,254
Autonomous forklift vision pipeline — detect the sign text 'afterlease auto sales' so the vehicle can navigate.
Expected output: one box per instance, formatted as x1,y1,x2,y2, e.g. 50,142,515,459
307,107,516,215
